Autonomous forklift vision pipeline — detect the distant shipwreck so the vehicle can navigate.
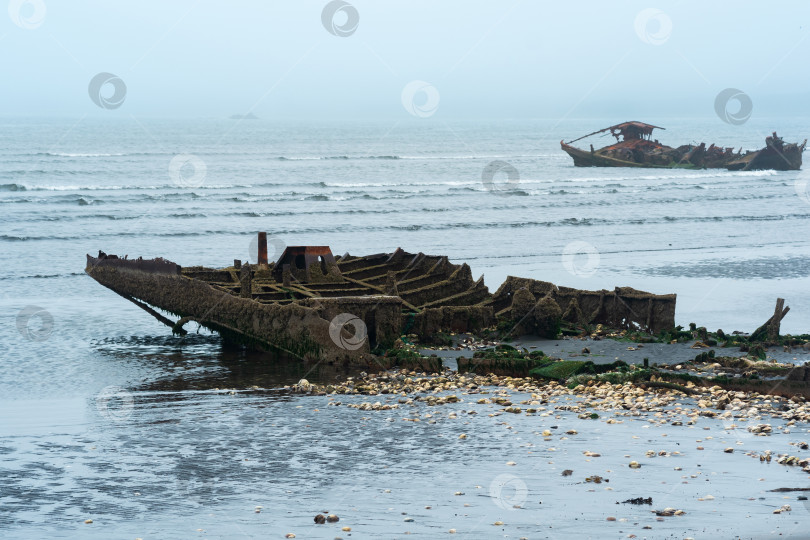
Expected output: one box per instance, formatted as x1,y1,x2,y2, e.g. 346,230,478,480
561,121,805,170
86,234,676,367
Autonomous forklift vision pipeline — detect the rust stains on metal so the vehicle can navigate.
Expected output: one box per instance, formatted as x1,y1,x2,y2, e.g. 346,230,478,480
562,121,805,170
257,232,268,267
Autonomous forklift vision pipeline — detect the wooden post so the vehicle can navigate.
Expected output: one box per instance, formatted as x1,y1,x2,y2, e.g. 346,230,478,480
240,263,252,298
257,232,268,268
385,270,398,296
768,298,785,342
750,298,789,342
282,264,291,288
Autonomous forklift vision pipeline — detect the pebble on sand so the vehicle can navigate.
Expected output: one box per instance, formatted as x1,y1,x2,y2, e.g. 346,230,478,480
629,461,641,469
341,526,352,531
285,534,295,539
84,519,93,524
774,504,792,514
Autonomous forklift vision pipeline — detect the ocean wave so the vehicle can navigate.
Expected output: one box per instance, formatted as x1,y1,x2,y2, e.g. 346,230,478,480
569,169,778,183
0,183,249,192
0,271,85,280
277,155,401,161
38,152,128,157
5,213,804,242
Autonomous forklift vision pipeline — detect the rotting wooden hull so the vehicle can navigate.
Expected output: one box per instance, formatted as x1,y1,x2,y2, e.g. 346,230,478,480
561,130,805,171
85,244,677,365
560,142,680,169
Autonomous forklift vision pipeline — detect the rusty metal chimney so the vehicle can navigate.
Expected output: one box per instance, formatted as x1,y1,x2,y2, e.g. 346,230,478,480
257,232,268,269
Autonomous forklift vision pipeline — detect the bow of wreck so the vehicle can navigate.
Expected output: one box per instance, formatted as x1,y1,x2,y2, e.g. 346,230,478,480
85,234,676,367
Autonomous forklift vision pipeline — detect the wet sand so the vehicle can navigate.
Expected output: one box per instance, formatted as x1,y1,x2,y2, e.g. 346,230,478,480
3,365,810,539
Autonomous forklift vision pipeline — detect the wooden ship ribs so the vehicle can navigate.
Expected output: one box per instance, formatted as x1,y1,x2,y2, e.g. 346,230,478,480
85,233,676,366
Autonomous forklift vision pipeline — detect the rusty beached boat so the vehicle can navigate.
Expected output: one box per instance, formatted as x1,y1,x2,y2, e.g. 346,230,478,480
85,233,676,367
561,121,805,170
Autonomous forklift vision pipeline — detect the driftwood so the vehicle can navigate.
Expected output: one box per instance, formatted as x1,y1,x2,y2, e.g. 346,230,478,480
638,381,697,395
750,298,790,342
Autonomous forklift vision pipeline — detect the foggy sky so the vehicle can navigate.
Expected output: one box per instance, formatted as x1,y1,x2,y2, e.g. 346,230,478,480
2,1,809,119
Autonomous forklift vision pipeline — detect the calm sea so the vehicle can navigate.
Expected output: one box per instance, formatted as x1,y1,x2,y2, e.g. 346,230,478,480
1,117,809,538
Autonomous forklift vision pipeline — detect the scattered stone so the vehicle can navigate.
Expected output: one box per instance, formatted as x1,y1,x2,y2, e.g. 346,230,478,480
314,514,326,524
84,519,93,524
629,461,641,469
562,469,573,476
327,514,340,523
653,507,685,517
773,504,792,514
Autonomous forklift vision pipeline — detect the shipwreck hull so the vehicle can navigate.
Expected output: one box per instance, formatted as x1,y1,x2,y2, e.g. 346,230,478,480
560,142,674,169
562,122,804,171
493,276,676,335
86,254,399,367
86,239,677,365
